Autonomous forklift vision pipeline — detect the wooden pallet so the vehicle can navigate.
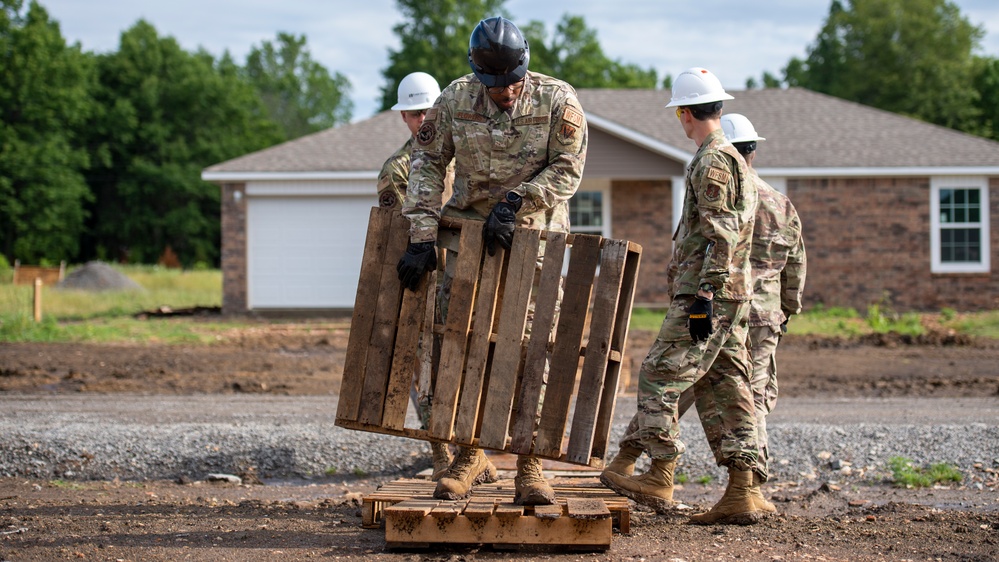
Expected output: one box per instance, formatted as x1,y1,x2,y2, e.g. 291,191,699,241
336,207,642,467
365,478,629,550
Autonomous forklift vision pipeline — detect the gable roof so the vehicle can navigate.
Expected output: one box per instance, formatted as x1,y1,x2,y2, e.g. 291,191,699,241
580,87,999,173
203,87,999,181
203,109,409,178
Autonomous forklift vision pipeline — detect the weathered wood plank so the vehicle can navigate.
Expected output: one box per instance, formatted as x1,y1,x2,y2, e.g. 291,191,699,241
337,207,394,423
453,234,503,444
591,244,642,461
533,234,601,458
382,267,433,430
358,212,411,425
476,228,541,450
509,232,567,454
566,498,611,520
566,239,628,464
533,504,563,520
428,226,484,440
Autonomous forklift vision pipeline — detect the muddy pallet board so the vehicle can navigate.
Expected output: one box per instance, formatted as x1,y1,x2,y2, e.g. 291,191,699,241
364,478,628,550
336,207,642,467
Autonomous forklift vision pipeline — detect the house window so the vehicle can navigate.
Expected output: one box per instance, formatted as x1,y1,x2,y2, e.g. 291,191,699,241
570,191,604,233
930,177,990,274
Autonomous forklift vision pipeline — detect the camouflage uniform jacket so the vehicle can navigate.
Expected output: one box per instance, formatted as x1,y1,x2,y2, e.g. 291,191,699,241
376,137,414,210
403,71,587,242
748,170,806,326
377,137,455,211
666,128,757,301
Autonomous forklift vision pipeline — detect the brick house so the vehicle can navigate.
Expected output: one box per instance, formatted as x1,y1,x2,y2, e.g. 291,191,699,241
203,88,999,314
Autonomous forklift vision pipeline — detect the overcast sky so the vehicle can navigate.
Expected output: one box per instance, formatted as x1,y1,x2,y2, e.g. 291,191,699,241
40,0,999,121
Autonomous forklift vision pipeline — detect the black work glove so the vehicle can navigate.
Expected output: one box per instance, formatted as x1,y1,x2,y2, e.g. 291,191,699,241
780,319,789,334
483,192,522,256
396,241,437,292
688,296,714,343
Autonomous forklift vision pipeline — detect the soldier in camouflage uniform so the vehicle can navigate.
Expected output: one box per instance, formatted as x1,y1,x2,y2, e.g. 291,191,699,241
377,71,456,481
677,113,806,514
600,68,764,525
396,16,587,506
377,72,453,212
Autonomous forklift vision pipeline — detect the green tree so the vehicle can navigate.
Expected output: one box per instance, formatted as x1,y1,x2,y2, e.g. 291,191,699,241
83,20,282,266
971,55,999,141
522,15,657,88
784,0,983,131
380,0,505,113
244,32,353,139
0,0,94,263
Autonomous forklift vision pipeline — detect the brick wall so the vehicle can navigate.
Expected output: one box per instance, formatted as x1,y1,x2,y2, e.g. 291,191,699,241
789,176,998,312
611,179,673,307
220,183,247,314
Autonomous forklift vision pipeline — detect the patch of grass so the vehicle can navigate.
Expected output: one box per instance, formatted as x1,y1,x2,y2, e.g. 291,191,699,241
48,479,87,490
790,305,867,337
324,466,338,476
945,310,999,339
630,308,666,331
888,456,963,488
866,304,924,336
0,264,242,343
696,475,713,485
352,468,368,477
675,472,689,485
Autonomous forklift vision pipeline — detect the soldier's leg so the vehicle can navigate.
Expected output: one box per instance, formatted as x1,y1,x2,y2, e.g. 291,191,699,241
748,324,781,477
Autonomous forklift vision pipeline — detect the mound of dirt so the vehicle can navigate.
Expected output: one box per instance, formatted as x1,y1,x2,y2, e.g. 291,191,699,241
56,261,144,292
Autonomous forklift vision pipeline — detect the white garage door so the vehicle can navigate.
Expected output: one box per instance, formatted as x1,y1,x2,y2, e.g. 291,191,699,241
247,196,375,308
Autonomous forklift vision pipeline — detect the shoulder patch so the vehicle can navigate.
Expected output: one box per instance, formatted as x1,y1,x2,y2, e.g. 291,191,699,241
454,111,487,123
706,167,731,185
561,106,584,128
416,122,436,145
379,191,398,208
424,107,438,121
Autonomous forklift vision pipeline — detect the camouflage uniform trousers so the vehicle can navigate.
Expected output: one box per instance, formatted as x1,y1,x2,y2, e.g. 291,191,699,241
414,235,558,431
680,324,779,480
620,295,760,472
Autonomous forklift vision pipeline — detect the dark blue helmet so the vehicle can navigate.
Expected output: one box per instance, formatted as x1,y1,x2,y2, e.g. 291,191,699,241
468,17,530,88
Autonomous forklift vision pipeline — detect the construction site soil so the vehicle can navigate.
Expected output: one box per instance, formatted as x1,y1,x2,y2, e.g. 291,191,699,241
2,321,997,561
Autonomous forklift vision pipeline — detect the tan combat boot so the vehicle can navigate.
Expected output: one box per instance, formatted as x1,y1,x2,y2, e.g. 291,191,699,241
429,442,452,481
752,472,776,513
600,458,677,513
601,445,643,477
514,455,556,506
689,468,762,525
433,447,497,500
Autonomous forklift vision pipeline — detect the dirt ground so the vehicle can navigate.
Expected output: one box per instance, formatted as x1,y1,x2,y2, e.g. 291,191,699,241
1,321,998,561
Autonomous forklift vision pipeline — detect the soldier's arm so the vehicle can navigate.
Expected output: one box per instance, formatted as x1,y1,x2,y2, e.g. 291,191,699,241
403,100,455,243
693,152,741,291
510,90,587,213
781,207,806,318
376,149,408,210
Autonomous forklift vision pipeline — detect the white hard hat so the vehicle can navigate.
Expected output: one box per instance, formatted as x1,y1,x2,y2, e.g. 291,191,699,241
721,114,765,143
665,67,734,108
391,72,441,111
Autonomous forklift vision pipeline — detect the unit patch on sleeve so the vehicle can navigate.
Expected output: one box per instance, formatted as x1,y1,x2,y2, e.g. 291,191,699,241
379,191,398,208
562,106,584,128
416,122,437,145
706,167,731,185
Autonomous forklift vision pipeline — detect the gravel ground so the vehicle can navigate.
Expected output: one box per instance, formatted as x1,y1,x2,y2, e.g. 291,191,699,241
1,394,996,487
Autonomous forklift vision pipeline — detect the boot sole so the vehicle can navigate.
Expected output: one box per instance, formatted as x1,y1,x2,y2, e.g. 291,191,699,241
599,473,675,514
689,510,763,526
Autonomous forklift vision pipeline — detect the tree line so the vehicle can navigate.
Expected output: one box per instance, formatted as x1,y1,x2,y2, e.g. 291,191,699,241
2,0,998,268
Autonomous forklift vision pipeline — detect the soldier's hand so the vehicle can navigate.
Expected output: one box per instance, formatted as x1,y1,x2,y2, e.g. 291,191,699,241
780,319,789,334
483,192,522,256
396,241,437,292
688,297,713,343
